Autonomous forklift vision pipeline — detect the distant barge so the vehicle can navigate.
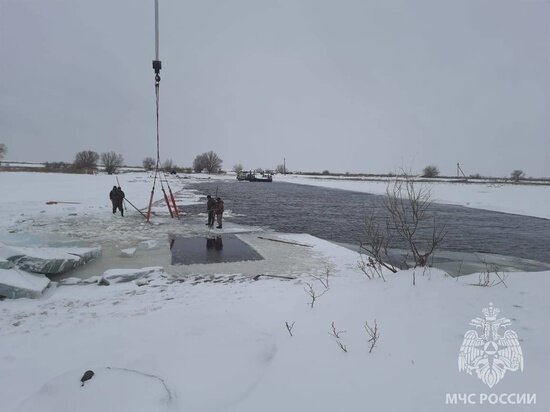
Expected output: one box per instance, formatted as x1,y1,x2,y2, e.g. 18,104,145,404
237,171,273,182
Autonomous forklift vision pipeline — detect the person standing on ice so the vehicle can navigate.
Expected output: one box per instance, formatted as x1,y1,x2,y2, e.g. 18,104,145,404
206,195,216,227
109,186,125,217
215,197,224,229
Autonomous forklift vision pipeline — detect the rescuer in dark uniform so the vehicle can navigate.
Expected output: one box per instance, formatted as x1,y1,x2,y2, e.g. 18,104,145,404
110,186,125,216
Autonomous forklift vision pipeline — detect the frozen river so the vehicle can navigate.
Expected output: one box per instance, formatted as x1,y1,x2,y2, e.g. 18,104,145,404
185,179,550,266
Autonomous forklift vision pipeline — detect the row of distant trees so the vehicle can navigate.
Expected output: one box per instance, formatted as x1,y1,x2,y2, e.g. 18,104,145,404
0,143,6,160
142,157,187,173
0,144,530,182
37,149,224,175
25,150,125,174
141,151,224,174
71,150,123,174
421,165,526,181
232,163,287,174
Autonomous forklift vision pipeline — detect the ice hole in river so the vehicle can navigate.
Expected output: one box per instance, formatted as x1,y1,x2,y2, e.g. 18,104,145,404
169,235,264,265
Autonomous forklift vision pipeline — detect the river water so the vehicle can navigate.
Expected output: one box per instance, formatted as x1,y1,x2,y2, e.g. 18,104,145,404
184,180,550,265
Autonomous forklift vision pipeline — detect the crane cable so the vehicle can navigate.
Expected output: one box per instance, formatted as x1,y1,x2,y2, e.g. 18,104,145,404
145,71,161,222
156,81,178,219
146,0,179,221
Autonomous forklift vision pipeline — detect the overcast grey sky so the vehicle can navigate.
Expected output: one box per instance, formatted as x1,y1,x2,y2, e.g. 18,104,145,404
1,0,549,176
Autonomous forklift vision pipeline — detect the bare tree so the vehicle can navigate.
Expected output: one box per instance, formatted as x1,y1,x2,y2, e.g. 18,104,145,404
203,151,222,173
422,165,439,178
0,143,6,161
193,154,206,172
73,150,99,173
360,175,446,282
101,151,124,175
233,164,243,173
275,164,286,174
383,176,446,269
511,169,525,182
162,158,174,173
143,157,155,171
192,151,222,173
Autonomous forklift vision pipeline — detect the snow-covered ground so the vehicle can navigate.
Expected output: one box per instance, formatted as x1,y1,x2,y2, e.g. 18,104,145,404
1,171,549,411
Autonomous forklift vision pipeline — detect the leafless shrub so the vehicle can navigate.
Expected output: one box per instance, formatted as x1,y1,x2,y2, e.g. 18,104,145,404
327,322,348,352
304,270,330,308
383,175,446,268
44,161,71,171
358,254,381,280
275,164,286,174
364,320,380,353
471,262,508,288
336,340,348,353
162,158,174,173
285,321,295,337
358,213,398,281
329,321,346,339
304,282,327,308
422,165,439,178
311,267,331,289
143,157,155,171
359,174,446,284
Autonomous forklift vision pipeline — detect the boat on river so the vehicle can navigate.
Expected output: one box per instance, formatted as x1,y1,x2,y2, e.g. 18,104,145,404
237,171,273,182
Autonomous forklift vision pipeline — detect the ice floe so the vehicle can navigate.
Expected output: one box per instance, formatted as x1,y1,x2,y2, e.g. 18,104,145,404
0,266,50,298
0,243,101,275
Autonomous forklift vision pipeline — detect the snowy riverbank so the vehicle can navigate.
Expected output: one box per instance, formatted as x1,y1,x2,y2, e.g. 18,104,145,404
1,171,549,411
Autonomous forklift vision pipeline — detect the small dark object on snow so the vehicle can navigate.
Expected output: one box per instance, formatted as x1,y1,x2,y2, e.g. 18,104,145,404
98,277,110,286
80,370,94,387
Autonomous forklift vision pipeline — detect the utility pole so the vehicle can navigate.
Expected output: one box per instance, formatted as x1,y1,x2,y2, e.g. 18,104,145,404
283,157,286,174
457,162,466,179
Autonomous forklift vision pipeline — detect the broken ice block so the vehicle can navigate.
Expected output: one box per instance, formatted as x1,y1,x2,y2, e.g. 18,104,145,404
119,247,137,257
0,267,50,298
138,240,159,250
1,244,102,275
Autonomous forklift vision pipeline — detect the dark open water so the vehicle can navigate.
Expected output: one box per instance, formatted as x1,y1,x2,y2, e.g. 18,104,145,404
183,180,550,264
